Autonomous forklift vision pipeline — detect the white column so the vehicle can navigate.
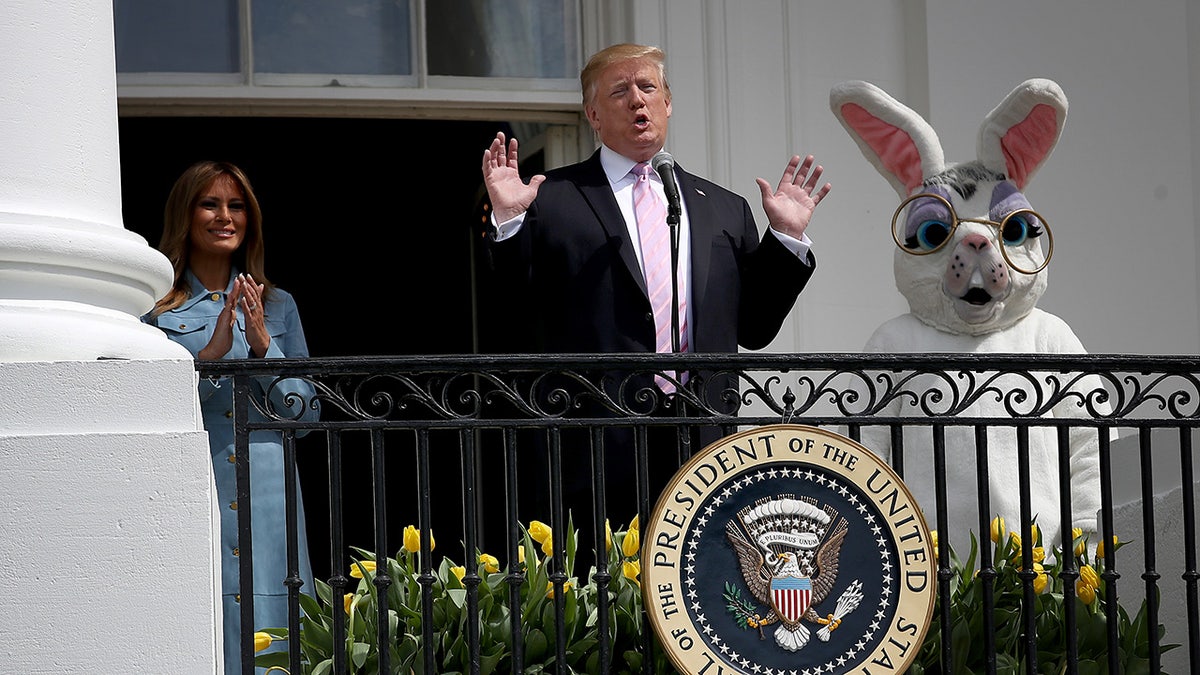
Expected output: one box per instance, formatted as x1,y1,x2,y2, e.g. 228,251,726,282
0,2,220,673
0,0,186,361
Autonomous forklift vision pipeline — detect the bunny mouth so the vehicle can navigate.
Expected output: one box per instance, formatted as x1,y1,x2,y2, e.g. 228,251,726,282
961,288,993,305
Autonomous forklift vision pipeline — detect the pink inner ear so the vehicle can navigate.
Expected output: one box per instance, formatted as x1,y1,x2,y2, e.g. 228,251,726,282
841,103,924,193
1001,103,1059,189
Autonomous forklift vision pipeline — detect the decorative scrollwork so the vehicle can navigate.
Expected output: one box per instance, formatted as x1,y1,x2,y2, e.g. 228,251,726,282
203,355,1200,424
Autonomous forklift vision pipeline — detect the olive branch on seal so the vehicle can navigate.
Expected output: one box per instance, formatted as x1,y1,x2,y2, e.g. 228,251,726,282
723,582,766,638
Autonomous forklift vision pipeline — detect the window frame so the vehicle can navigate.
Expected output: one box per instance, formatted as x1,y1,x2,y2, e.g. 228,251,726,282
115,0,584,123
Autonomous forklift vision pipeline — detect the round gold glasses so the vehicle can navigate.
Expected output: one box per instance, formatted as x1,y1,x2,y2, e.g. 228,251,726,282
890,192,1053,275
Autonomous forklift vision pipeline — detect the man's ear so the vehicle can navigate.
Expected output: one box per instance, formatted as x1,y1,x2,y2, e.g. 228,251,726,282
584,104,602,131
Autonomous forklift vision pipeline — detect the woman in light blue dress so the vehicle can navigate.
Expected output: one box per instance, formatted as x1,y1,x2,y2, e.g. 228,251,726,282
144,161,318,673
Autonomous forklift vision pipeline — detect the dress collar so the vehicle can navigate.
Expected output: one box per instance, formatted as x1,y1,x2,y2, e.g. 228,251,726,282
186,267,240,297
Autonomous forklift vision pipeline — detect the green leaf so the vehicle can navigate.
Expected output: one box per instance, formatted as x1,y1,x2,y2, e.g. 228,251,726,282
297,591,326,623
524,628,548,663
253,651,290,669
314,576,334,607
446,587,467,610
300,615,334,652
350,640,371,668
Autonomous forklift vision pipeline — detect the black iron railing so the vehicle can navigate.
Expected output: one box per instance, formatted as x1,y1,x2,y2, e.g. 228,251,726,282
199,353,1200,675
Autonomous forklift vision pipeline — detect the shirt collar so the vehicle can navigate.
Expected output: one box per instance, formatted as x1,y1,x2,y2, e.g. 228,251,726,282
186,267,240,297
599,144,668,185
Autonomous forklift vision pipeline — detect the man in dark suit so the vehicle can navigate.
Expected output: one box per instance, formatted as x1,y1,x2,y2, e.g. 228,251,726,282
480,43,830,554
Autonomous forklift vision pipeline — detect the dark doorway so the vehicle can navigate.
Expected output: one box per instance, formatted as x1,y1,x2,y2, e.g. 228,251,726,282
119,115,545,581
118,116,510,355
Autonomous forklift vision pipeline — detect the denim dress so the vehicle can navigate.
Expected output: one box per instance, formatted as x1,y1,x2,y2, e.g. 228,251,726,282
145,270,318,673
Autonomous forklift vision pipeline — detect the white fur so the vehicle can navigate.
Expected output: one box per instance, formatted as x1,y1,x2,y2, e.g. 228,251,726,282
861,309,1104,550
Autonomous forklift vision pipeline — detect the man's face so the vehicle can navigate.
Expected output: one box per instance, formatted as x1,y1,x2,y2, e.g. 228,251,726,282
584,57,672,162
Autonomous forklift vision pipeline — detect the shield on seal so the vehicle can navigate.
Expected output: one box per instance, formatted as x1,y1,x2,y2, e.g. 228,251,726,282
770,575,812,623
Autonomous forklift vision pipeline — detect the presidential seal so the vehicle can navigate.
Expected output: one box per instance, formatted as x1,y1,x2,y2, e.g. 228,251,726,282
642,424,935,675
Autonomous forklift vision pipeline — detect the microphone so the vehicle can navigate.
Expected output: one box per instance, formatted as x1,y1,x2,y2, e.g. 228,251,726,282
651,150,681,220
651,150,684,359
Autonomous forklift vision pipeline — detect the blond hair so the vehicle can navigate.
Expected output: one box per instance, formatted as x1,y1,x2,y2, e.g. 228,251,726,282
580,43,670,107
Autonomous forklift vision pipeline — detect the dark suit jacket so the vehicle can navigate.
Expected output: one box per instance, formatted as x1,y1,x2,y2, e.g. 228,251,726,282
491,149,815,358
484,149,817,535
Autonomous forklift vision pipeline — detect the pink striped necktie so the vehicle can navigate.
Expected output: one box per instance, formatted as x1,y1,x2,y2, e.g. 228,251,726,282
632,162,688,393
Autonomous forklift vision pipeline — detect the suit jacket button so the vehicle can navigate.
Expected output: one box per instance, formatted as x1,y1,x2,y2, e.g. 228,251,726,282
644,312,653,322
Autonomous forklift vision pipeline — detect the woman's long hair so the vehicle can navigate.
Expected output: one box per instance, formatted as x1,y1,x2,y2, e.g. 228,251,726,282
150,160,274,316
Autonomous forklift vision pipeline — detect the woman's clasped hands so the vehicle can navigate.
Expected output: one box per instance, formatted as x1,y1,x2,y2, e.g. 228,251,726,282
197,273,271,360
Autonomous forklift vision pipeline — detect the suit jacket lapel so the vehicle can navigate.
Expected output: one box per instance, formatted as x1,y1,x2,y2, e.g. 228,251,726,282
576,152,648,297
678,166,713,325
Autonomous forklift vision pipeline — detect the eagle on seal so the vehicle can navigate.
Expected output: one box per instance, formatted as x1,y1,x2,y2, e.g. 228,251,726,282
726,501,849,652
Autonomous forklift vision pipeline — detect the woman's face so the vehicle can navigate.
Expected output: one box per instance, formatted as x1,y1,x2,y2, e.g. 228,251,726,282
188,174,247,261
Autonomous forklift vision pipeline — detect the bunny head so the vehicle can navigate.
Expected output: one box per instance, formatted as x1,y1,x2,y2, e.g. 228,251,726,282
830,79,1067,336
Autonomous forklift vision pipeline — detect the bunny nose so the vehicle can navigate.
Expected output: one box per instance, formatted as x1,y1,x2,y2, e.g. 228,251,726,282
962,233,990,251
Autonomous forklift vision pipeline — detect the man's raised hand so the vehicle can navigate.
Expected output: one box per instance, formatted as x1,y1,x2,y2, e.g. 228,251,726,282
482,132,546,224
756,154,831,241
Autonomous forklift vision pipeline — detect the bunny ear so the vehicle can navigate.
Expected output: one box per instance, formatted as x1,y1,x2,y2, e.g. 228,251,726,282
830,80,944,198
977,78,1067,189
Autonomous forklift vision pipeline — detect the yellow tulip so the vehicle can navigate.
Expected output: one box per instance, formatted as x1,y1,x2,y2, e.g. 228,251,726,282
1008,532,1022,551
622,525,640,558
605,520,613,552
1078,565,1099,604
529,520,552,545
1096,535,1118,559
518,545,526,565
1032,563,1048,594
479,553,500,574
1077,577,1096,604
929,530,939,553
344,593,355,615
1032,547,1045,563
1072,528,1086,557
1080,564,1100,588
253,632,273,653
349,560,376,579
1030,523,1040,545
629,514,639,531
541,537,553,557
990,516,1005,543
623,559,641,587
403,525,436,553
451,566,466,582
545,580,573,599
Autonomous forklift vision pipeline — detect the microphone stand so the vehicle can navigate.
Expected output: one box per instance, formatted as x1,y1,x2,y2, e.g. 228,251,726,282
652,151,692,465
663,183,690,461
